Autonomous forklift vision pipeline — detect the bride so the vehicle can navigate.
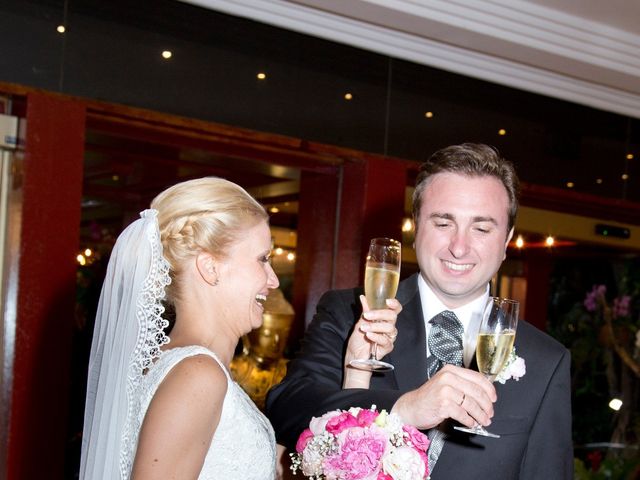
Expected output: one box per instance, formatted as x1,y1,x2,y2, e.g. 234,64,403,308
80,177,280,479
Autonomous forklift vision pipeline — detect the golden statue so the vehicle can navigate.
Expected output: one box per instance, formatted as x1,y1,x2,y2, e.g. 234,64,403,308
231,288,294,410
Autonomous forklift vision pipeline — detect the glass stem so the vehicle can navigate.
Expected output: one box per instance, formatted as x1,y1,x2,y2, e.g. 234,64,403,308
370,342,379,361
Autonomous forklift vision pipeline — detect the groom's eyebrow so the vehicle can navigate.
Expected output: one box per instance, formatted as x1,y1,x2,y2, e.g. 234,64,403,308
429,212,498,225
429,212,454,221
472,215,498,225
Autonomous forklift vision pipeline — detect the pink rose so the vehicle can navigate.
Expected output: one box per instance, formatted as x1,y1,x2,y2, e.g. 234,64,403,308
356,408,379,427
326,411,359,435
402,425,430,452
309,410,343,435
377,472,393,480
296,428,314,453
323,426,388,480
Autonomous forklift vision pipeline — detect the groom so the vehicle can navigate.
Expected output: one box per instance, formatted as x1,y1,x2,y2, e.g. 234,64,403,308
266,143,573,479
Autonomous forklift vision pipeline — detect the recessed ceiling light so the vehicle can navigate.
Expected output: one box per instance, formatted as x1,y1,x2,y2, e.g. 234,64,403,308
515,235,524,248
622,173,629,180
627,153,634,160
596,178,603,184
545,236,555,247
161,50,172,59
257,72,266,80
269,206,280,213
498,129,506,136
56,25,66,34
344,93,353,100
424,111,434,118
566,181,574,188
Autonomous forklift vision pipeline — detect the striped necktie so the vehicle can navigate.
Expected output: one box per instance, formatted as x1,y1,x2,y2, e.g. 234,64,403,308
425,310,464,477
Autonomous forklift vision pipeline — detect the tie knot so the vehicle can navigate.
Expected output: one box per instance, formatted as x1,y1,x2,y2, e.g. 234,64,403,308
430,310,461,329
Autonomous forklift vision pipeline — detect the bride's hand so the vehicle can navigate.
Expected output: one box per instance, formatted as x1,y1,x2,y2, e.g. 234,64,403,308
343,295,401,389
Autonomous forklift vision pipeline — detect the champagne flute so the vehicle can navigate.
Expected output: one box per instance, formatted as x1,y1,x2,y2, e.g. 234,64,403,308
349,237,401,371
454,297,519,438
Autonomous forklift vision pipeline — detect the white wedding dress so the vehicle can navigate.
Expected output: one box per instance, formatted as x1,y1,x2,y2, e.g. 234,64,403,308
127,345,276,479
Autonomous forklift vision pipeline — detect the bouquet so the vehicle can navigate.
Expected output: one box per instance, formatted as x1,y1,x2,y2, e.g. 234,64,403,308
291,405,430,480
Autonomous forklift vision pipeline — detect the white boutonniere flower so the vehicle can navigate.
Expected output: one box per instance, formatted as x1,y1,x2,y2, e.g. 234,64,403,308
495,347,526,384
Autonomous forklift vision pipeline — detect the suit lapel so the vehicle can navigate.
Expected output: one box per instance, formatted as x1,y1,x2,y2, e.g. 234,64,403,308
388,274,428,392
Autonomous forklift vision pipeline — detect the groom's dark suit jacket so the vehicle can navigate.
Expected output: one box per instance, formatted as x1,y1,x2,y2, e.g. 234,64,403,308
266,274,573,479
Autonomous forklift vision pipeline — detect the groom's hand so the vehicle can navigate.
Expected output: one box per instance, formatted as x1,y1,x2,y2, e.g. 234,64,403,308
391,365,496,430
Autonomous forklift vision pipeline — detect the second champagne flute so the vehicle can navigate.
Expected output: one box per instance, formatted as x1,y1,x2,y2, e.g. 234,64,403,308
454,297,519,438
349,237,401,371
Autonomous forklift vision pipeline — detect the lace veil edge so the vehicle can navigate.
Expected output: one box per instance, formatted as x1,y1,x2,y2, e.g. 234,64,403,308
79,209,171,479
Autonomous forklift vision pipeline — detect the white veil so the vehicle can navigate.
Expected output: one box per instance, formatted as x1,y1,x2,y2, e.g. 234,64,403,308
79,209,171,479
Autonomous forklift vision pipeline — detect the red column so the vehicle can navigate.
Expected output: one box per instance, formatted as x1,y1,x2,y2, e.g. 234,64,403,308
8,93,85,480
290,170,339,341
523,250,553,331
335,156,407,289
333,160,366,289
290,156,407,348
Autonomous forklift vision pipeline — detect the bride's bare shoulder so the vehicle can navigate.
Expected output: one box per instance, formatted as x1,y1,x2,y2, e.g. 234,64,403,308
162,353,227,397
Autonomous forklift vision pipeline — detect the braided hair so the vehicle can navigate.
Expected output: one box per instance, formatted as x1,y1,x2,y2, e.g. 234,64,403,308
150,177,268,305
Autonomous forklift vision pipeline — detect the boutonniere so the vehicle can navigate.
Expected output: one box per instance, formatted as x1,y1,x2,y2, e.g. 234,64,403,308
495,347,526,384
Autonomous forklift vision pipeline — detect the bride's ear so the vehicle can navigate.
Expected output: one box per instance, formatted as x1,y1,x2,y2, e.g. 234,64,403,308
196,252,219,286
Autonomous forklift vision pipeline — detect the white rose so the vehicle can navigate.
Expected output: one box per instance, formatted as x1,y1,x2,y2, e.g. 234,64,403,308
509,356,526,379
348,406,363,416
495,350,526,384
383,412,404,432
382,446,426,480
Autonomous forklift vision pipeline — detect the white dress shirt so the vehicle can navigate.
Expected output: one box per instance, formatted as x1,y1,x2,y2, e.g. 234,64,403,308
417,274,490,367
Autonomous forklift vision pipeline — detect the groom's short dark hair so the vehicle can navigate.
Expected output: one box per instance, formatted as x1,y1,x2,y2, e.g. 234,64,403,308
412,143,520,232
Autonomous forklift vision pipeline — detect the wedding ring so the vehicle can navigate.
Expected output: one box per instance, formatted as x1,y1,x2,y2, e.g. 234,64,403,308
458,394,465,406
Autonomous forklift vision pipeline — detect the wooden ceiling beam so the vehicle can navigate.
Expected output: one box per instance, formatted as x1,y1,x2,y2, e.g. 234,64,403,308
85,110,343,174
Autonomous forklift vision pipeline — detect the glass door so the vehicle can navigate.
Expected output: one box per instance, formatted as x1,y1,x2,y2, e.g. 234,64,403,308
0,113,22,480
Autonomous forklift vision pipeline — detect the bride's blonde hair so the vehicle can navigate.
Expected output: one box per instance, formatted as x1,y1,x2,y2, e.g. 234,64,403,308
151,177,268,304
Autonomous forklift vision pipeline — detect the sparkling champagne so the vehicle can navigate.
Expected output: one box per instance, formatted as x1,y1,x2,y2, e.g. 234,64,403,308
350,237,401,372
476,330,516,377
364,265,400,309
